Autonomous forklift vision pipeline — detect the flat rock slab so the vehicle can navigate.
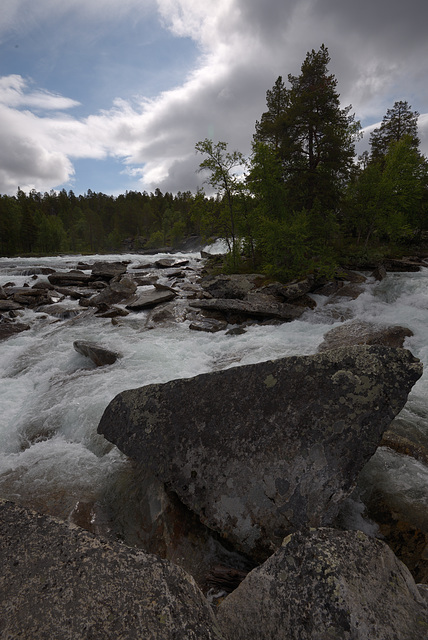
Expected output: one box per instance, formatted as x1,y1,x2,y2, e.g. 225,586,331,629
126,288,176,310
73,340,120,366
0,501,223,640
98,345,422,559
189,297,304,322
217,528,428,640
91,261,128,279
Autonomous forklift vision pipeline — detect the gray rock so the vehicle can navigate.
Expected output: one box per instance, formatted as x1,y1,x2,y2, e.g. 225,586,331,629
199,274,266,299
126,288,177,310
155,258,189,268
48,270,92,286
217,528,428,640
91,261,128,279
189,318,228,333
97,345,422,559
89,276,137,307
0,299,23,311
189,296,304,323
318,319,413,352
258,276,315,300
73,340,120,366
0,320,30,341
0,500,223,640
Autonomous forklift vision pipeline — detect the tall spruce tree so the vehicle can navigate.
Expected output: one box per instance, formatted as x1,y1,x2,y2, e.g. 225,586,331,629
369,100,420,161
254,45,360,215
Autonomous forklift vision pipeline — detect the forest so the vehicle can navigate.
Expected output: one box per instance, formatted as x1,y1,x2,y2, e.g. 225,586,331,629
1,45,427,282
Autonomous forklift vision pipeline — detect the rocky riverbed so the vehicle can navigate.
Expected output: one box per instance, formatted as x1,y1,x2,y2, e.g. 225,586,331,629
1,249,428,637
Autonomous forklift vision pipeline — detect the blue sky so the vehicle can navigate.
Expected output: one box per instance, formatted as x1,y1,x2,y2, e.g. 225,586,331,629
0,0,427,197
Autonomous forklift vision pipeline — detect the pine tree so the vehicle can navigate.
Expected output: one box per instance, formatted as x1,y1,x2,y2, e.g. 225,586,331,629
369,100,420,160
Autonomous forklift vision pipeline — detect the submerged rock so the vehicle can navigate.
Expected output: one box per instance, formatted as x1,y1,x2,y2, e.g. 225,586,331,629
217,528,428,640
97,345,422,559
73,340,120,366
0,500,223,640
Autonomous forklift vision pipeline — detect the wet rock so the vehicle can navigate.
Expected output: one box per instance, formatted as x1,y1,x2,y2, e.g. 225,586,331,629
88,276,137,307
384,258,421,272
372,264,388,280
48,270,92,286
97,345,422,560
199,274,266,299
126,288,177,311
0,500,223,640
91,261,128,280
0,319,30,341
73,340,120,366
189,318,228,333
357,447,428,584
326,282,365,301
318,320,413,352
258,276,315,300
189,296,305,323
40,304,82,319
155,258,189,268
95,305,129,319
0,299,23,311
217,528,428,640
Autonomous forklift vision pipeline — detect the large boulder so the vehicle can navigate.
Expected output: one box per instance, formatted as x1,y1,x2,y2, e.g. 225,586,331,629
0,500,223,640
97,345,422,559
217,528,428,640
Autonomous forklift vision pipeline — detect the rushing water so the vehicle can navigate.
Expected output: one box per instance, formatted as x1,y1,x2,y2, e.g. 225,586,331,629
1,250,428,570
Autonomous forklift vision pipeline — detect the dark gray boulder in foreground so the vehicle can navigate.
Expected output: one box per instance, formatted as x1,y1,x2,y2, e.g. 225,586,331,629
217,528,428,640
0,500,223,640
98,345,422,559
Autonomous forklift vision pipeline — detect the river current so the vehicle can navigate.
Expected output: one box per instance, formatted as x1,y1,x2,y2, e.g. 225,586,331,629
1,249,427,556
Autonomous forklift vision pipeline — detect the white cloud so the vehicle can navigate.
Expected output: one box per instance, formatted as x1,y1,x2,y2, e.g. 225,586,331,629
1,0,428,195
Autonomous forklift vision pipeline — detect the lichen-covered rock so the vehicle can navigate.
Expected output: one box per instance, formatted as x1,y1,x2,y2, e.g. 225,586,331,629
217,528,428,640
97,345,422,559
0,500,223,640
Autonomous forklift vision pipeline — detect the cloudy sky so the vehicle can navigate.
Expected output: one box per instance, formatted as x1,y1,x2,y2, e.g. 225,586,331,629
1,0,427,197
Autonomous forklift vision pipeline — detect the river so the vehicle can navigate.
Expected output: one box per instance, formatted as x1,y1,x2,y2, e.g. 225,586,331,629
1,249,427,581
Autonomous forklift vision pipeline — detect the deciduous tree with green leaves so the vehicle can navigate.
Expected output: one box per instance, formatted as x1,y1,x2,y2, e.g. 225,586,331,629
195,138,247,265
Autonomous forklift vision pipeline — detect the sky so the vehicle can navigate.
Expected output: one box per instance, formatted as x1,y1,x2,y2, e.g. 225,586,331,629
0,0,427,197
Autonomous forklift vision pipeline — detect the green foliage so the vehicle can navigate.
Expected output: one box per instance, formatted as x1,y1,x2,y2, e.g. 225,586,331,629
195,138,247,265
370,101,420,161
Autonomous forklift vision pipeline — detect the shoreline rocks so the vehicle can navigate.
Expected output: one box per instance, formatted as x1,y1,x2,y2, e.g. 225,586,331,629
217,527,428,640
0,500,222,640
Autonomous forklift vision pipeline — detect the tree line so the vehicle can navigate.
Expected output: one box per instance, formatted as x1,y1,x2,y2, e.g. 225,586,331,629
1,44,427,283
0,187,225,257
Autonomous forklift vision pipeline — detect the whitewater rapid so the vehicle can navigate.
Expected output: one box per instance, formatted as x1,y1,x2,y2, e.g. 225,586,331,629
0,251,427,539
